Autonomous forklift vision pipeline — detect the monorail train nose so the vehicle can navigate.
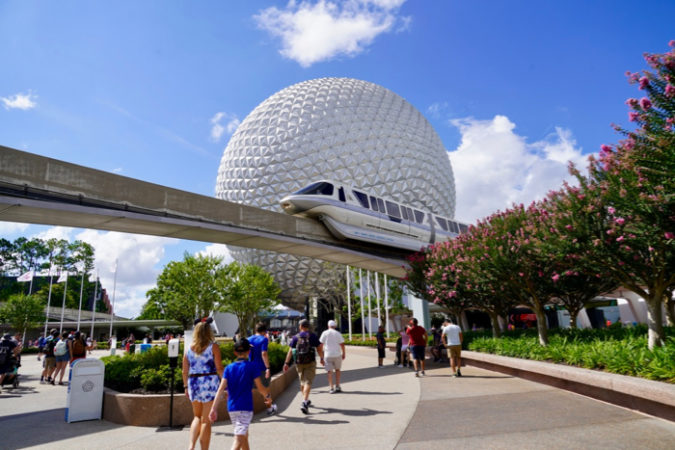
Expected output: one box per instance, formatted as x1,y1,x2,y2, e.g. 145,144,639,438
279,196,299,214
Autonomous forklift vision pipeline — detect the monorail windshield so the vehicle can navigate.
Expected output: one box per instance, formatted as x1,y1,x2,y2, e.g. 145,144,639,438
294,182,334,196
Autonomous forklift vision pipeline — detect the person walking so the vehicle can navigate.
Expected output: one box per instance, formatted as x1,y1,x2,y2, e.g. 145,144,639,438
442,318,463,377
283,319,323,414
209,338,273,450
248,322,277,415
375,325,386,367
68,331,88,365
36,332,46,361
182,318,223,450
52,332,70,385
319,319,345,393
0,333,21,393
41,329,58,384
406,318,428,377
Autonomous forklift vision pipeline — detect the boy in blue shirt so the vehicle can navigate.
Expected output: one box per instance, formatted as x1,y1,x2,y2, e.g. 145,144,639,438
209,339,273,450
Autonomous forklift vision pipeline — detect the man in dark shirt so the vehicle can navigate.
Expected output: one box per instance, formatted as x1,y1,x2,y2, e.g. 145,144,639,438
283,319,323,414
376,325,386,367
406,318,428,377
0,333,20,392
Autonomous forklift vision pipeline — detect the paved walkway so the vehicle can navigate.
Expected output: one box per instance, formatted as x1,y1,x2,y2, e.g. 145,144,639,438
1,347,673,449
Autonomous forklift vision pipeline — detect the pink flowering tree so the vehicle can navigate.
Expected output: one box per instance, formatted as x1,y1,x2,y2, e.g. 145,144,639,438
553,43,675,348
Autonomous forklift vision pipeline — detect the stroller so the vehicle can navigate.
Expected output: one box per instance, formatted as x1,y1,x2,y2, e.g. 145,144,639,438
0,347,21,389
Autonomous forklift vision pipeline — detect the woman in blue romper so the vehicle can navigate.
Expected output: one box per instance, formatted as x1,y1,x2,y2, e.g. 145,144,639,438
182,318,223,450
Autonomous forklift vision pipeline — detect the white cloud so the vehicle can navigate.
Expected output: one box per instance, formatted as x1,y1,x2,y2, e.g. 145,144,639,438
197,243,234,264
45,229,176,318
210,112,240,142
1,91,37,110
427,102,448,118
448,115,587,223
254,0,408,67
0,222,30,235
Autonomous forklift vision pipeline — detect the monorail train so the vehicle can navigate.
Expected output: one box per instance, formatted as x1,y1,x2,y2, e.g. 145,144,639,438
280,180,468,252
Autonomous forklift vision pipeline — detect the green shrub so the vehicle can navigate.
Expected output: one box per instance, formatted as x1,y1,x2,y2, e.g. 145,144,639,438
467,326,674,383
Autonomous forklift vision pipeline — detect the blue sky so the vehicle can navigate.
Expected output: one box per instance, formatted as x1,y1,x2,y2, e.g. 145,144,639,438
1,0,673,317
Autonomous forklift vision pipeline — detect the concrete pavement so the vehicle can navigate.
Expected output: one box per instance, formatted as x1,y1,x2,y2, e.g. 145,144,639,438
1,347,673,449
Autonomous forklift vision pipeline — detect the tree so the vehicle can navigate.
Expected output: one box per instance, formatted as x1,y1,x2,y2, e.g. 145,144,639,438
143,253,227,329
0,293,45,343
553,43,675,348
218,262,281,336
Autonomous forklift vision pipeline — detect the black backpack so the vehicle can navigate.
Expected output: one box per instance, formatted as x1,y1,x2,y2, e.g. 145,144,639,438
0,346,8,366
295,333,315,364
44,339,55,357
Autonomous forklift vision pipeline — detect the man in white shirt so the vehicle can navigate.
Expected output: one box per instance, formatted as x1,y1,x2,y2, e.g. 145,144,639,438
319,320,346,393
441,318,463,377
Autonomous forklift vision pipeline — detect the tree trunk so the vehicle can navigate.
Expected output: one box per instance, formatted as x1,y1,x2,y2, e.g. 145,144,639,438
665,293,675,327
497,315,508,333
568,307,580,330
488,311,501,338
646,297,665,349
532,301,549,346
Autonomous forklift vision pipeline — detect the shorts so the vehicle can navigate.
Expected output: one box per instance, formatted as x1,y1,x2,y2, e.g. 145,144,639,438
377,347,385,358
411,345,425,361
55,354,70,363
228,410,253,435
259,369,270,388
44,356,56,369
324,356,342,371
446,344,462,360
296,361,317,386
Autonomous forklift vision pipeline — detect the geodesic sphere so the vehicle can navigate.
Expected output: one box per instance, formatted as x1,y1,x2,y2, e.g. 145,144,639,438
215,78,455,307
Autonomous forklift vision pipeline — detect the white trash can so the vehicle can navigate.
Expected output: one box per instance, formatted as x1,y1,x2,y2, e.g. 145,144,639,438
66,358,105,423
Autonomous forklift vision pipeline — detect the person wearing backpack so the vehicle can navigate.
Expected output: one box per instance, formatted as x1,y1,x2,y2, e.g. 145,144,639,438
283,319,323,414
69,331,88,364
41,329,58,384
52,332,70,385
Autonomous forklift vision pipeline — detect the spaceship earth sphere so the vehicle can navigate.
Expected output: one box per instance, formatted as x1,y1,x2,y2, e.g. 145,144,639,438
216,77,456,307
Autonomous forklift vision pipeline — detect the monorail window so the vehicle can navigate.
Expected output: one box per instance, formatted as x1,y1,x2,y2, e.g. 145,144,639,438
369,195,379,211
354,191,369,208
386,201,401,218
338,187,346,202
414,210,424,223
294,182,334,196
406,207,414,221
377,198,385,212
448,220,459,233
401,206,408,220
459,223,468,233
435,217,449,231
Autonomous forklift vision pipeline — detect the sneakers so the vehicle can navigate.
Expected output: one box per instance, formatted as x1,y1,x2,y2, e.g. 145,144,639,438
457,369,462,377
329,388,335,394
415,371,419,377
266,404,277,416
421,371,425,376
335,386,341,393
397,364,403,368
300,401,309,414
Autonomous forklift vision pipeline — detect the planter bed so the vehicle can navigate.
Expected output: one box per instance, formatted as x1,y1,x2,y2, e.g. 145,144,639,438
103,365,297,427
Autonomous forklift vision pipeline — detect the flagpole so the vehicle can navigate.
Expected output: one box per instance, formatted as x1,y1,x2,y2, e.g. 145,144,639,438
359,268,364,341
90,269,98,340
375,272,381,326
346,266,352,341
28,269,34,295
59,272,68,333
384,274,390,337
367,271,372,340
109,259,118,340
44,266,55,336
77,269,85,331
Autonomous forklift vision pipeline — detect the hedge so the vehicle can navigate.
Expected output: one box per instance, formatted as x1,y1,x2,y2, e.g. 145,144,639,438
102,341,289,393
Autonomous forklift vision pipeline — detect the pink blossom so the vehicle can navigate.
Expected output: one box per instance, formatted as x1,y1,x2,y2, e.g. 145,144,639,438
615,217,625,225
616,236,625,242
608,206,616,215
639,76,650,89
518,272,524,277
600,144,612,154
552,274,560,282
670,40,675,47
565,224,573,231
628,111,640,122
666,84,675,98
625,98,638,107
666,232,675,240
639,97,652,110
606,229,615,235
